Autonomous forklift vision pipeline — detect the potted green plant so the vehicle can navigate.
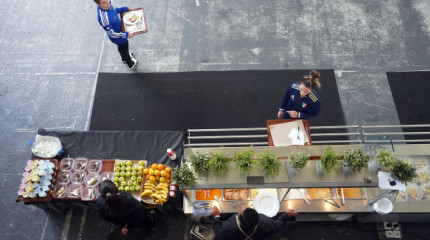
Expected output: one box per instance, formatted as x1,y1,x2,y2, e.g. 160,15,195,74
391,160,417,182
320,146,340,173
375,148,397,169
208,149,230,176
232,147,255,175
258,149,281,176
172,164,198,190
288,151,309,171
189,151,210,177
343,149,370,173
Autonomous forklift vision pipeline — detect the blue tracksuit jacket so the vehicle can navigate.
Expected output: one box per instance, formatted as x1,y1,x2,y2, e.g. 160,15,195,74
279,83,321,119
97,3,129,45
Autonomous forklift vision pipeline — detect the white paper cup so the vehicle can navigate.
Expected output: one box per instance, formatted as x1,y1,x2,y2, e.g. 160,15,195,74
373,198,393,215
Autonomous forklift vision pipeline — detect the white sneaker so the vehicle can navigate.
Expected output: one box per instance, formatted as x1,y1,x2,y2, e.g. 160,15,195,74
129,58,138,70
123,53,136,64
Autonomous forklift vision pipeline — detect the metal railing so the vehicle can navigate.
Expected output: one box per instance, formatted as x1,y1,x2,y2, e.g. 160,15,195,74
362,124,430,144
185,124,430,148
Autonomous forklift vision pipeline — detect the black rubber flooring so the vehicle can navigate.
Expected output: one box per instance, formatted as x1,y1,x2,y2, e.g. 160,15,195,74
387,71,430,141
90,70,345,131
387,71,430,124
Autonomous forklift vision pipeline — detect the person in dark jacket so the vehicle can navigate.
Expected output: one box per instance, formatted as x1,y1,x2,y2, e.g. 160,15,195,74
211,205,297,240
94,0,139,70
278,70,322,119
95,180,156,235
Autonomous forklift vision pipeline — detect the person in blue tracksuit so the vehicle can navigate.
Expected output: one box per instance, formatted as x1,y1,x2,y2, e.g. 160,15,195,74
278,70,322,119
94,0,138,70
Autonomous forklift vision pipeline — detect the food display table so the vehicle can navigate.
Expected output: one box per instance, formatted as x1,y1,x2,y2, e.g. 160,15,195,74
18,129,184,213
182,144,430,219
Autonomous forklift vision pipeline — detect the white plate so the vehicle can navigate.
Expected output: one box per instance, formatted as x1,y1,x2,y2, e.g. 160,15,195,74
123,11,142,25
253,192,279,217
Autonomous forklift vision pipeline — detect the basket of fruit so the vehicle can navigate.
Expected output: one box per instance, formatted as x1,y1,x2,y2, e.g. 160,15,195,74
140,163,173,205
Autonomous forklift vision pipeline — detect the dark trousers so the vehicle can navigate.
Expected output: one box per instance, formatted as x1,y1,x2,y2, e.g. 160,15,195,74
117,41,133,67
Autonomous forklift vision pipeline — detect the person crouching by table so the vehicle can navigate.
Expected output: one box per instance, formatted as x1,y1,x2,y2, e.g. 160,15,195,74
95,180,156,236
211,205,297,240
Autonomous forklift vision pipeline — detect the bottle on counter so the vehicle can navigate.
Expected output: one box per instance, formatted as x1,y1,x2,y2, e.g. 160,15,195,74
167,148,177,160
169,191,176,198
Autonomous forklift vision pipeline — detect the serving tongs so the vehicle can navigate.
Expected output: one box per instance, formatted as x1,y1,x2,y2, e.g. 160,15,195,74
232,200,249,208
340,188,345,206
214,195,223,212
323,194,340,208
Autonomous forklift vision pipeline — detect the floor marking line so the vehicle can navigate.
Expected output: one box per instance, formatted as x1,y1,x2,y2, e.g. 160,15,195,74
61,208,73,240
77,207,88,240
40,208,51,240
85,34,106,131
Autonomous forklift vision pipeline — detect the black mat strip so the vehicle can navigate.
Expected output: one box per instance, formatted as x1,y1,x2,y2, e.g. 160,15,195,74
90,70,345,132
388,71,430,141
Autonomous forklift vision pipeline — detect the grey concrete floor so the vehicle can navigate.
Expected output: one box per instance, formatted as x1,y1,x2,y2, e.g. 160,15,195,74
1,0,429,239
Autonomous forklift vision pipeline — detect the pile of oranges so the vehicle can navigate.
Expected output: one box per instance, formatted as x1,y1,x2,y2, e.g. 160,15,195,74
143,163,172,184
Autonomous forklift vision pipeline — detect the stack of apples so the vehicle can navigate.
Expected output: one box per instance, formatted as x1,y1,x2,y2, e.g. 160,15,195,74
141,163,172,205
113,160,145,192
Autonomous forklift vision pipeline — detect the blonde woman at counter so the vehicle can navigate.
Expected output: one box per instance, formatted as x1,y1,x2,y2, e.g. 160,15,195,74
211,205,297,240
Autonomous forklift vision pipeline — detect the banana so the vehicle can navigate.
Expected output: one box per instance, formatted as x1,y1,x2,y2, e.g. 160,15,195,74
155,199,167,205
141,190,153,197
156,190,168,196
144,182,156,187
151,193,163,202
159,183,169,187
156,186,169,192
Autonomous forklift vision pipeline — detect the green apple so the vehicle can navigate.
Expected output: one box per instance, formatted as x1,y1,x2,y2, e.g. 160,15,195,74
137,171,143,176
137,166,144,171
121,181,127,187
121,166,126,171
121,161,126,166
137,176,142,182
119,177,125,182
138,161,145,166
118,186,124,191
114,172,120,177
120,171,125,177
115,161,121,166
133,181,139,186
126,161,132,166
126,172,132,178
132,171,137,176
131,176,136,182
132,166,138,171
114,182,119,188
126,166,132,172
135,185,141,191
130,186,135,191
125,186,130,192
113,177,119,182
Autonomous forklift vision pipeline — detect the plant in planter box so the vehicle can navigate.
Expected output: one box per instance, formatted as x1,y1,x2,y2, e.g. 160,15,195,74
189,152,210,177
320,146,340,173
232,147,255,175
343,149,370,173
258,149,281,176
391,160,417,182
172,164,197,190
288,151,309,171
375,148,397,168
208,149,230,176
